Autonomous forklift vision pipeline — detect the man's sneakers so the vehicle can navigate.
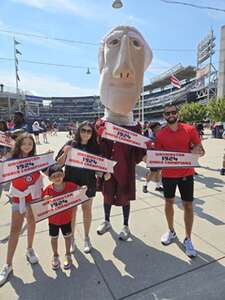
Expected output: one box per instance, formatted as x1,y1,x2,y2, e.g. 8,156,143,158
143,185,148,193
97,221,111,235
118,225,131,241
161,230,176,245
183,238,197,258
161,231,197,258
26,248,39,264
84,237,92,253
0,264,12,286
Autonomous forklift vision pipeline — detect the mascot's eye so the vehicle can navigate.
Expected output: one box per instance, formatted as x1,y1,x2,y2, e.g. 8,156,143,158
109,39,120,46
132,39,141,48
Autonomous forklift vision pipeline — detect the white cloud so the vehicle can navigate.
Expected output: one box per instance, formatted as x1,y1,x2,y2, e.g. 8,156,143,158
0,70,98,96
10,0,147,27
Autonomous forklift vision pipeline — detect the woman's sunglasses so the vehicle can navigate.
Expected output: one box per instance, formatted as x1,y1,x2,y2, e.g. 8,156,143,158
80,128,92,134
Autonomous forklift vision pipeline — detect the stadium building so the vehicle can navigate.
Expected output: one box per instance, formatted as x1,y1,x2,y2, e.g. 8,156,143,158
0,63,217,129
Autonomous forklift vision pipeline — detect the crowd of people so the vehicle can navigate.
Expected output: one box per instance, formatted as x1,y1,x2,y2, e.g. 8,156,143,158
0,103,207,287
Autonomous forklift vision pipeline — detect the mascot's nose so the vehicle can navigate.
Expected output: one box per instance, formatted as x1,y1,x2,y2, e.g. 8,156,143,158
113,35,135,81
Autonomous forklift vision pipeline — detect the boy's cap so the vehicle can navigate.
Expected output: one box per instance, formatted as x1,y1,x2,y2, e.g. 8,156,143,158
48,164,63,177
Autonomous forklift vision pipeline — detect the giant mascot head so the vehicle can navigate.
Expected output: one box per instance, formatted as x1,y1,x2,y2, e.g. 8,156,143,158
99,26,152,120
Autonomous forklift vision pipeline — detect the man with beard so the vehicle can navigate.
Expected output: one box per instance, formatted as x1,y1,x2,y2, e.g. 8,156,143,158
155,103,205,258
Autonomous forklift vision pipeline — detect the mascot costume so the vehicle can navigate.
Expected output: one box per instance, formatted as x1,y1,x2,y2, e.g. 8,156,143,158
96,26,152,240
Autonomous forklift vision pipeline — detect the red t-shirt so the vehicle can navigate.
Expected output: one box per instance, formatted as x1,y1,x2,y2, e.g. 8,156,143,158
12,171,42,203
43,181,77,225
155,123,201,178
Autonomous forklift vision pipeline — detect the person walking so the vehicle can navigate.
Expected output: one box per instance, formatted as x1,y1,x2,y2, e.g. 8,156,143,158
155,103,205,258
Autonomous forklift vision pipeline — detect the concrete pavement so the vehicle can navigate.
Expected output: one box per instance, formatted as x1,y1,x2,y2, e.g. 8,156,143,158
0,131,225,300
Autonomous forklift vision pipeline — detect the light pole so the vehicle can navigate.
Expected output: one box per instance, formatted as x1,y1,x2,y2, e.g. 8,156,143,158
141,86,145,124
112,0,123,9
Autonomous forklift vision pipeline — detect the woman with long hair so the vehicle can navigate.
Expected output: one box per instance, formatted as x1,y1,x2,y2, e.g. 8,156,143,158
56,121,99,254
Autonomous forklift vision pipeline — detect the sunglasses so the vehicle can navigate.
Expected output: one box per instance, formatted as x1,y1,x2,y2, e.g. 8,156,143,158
80,128,92,134
164,110,177,116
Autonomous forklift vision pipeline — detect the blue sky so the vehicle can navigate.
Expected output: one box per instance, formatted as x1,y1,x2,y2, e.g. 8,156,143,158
0,0,224,96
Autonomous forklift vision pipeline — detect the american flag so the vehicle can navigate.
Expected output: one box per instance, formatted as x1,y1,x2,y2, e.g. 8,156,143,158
170,74,181,89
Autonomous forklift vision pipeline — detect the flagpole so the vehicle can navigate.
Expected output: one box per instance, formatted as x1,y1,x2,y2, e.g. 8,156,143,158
13,37,20,110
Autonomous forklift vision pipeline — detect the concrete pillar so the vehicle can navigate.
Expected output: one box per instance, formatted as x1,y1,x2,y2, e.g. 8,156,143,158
217,25,225,98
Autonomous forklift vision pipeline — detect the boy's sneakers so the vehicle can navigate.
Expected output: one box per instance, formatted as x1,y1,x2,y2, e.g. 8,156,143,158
64,255,72,270
118,225,131,241
97,221,111,235
143,185,148,193
26,248,39,264
52,256,60,270
0,264,13,286
84,237,92,254
161,230,176,245
183,238,197,258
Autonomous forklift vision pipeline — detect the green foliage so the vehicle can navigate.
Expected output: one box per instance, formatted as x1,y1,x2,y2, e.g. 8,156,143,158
207,97,225,122
179,102,207,123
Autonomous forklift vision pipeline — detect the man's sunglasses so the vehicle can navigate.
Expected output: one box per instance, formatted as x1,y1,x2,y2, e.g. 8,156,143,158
80,128,92,134
164,111,177,116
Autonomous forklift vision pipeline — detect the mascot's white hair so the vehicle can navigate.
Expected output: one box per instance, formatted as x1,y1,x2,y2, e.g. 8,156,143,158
98,25,153,73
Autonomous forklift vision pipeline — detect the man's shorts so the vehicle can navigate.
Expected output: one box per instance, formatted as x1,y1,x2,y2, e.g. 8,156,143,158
162,175,194,202
49,222,72,238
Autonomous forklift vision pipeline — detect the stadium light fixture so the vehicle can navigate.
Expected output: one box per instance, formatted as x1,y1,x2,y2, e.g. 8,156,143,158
112,0,123,9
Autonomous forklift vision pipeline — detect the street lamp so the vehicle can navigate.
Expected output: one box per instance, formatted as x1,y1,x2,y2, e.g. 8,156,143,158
112,0,123,9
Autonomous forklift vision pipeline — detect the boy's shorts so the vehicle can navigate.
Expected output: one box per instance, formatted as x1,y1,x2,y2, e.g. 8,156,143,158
49,222,72,238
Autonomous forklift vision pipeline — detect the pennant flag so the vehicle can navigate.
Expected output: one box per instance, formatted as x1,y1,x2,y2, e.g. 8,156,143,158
14,39,21,45
170,74,181,89
16,49,22,55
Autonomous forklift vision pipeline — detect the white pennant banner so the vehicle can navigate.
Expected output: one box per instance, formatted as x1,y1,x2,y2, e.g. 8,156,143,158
101,122,149,149
0,131,15,148
65,148,117,173
31,188,89,223
146,150,200,168
0,152,55,184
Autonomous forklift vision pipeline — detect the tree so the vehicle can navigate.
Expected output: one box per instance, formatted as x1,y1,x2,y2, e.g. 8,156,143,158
207,97,225,122
179,102,207,123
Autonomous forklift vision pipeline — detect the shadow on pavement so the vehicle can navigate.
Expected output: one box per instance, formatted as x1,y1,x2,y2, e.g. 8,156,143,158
91,229,223,300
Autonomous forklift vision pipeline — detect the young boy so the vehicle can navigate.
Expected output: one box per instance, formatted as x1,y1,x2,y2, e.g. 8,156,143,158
43,164,79,270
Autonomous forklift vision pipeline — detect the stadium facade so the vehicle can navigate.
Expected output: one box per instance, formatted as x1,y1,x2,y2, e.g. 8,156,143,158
0,63,217,128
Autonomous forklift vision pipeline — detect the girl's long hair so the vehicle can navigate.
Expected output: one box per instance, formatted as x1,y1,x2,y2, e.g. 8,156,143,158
74,121,97,147
11,133,36,159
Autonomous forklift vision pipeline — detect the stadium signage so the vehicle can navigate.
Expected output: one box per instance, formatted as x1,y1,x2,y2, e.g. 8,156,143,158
0,152,55,183
65,148,117,173
102,122,149,149
31,189,88,222
0,131,15,148
146,150,200,168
